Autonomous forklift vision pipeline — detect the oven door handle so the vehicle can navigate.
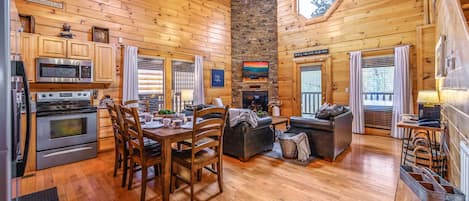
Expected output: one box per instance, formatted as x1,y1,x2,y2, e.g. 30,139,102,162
36,109,97,117
42,147,93,158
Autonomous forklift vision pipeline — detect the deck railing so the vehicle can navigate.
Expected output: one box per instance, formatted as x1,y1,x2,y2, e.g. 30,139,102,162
363,92,393,106
301,92,322,114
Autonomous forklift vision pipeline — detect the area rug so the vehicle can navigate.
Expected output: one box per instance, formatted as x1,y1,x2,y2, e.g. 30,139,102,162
14,187,59,201
262,142,316,166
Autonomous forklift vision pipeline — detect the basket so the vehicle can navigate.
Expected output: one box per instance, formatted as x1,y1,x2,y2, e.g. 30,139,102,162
278,133,299,159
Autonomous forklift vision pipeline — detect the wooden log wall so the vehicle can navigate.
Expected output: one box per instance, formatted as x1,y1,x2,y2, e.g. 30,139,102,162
15,0,232,105
277,0,427,116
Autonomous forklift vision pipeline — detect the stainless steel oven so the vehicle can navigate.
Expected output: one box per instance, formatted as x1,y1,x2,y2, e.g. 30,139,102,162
36,58,93,83
36,91,97,170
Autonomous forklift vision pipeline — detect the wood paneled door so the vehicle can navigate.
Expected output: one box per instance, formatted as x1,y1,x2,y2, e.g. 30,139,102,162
37,36,67,58
19,33,36,82
293,55,332,116
94,43,115,83
67,40,93,60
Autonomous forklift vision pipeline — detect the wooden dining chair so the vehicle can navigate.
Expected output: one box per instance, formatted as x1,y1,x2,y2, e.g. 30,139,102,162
171,106,229,201
124,99,150,113
106,103,129,188
120,106,162,201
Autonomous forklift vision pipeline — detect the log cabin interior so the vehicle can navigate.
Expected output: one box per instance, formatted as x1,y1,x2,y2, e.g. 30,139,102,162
2,0,469,200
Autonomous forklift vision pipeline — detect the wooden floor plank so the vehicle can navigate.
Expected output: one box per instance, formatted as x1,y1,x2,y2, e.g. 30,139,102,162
17,134,401,201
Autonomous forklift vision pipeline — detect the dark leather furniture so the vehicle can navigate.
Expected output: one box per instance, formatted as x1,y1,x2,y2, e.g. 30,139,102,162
223,115,274,162
183,105,274,162
286,110,353,161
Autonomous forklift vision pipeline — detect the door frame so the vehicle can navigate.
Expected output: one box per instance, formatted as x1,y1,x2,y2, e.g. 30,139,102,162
293,55,332,116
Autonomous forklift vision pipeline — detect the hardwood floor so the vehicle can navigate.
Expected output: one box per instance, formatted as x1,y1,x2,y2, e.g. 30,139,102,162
17,134,402,201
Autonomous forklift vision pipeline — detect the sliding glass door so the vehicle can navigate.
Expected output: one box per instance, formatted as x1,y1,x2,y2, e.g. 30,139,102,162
171,60,195,113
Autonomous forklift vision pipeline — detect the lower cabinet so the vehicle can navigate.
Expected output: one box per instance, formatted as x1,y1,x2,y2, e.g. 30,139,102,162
97,109,114,152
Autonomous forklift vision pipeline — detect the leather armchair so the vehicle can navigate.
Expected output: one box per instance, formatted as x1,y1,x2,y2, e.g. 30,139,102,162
286,110,353,161
223,116,274,162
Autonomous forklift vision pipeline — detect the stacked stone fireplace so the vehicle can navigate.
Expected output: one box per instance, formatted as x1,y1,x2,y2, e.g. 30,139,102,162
231,0,279,108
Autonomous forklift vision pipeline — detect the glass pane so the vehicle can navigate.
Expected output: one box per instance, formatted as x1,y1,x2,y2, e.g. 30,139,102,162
172,60,195,113
50,118,86,139
362,66,394,106
298,0,336,19
301,66,322,115
138,57,165,112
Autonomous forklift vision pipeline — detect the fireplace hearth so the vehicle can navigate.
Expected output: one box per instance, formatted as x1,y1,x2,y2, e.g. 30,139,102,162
242,91,268,112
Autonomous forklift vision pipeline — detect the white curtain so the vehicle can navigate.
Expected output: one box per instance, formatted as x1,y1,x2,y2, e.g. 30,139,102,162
349,51,365,134
391,46,413,138
193,55,205,105
122,46,139,107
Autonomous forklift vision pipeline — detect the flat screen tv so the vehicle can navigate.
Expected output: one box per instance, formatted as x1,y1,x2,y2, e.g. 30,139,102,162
242,61,269,82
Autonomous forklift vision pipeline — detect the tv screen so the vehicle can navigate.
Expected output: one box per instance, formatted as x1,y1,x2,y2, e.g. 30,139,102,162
242,61,269,82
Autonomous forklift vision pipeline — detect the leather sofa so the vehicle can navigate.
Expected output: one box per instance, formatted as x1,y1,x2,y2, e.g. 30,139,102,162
223,116,274,162
183,105,274,162
286,110,353,161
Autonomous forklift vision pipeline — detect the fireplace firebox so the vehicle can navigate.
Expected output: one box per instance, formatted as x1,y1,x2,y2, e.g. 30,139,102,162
242,91,268,112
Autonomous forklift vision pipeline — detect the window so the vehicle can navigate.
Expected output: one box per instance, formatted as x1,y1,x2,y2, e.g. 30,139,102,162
297,0,337,19
362,55,394,130
137,56,165,112
171,60,195,113
362,55,395,106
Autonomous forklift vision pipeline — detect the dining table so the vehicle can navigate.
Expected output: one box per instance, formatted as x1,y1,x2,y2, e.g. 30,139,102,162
142,127,193,201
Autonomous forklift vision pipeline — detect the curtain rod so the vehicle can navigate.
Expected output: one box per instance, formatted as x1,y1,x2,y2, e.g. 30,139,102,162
347,44,413,55
119,44,205,57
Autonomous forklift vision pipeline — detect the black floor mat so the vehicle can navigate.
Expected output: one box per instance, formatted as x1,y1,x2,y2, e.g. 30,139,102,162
13,187,59,201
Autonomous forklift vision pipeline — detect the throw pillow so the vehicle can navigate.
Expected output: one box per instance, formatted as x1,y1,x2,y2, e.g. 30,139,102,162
315,103,331,119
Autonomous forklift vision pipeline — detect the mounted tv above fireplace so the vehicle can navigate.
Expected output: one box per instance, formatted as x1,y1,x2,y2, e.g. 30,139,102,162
242,61,269,82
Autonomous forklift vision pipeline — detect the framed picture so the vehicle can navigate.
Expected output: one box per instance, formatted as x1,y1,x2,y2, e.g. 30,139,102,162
92,26,109,43
211,69,225,88
435,35,446,78
242,61,269,82
19,14,35,33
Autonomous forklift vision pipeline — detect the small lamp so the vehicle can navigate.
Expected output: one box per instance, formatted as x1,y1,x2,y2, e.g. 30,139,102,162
417,90,441,126
180,89,194,104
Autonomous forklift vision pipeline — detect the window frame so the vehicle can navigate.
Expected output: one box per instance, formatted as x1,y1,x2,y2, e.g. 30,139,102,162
137,55,166,111
361,54,395,107
293,0,343,25
170,58,196,113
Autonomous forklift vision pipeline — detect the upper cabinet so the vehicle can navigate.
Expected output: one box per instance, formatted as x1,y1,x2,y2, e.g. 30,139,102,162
67,40,93,60
19,34,115,83
37,36,67,58
94,43,115,83
10,31,18,54
20,33,37,82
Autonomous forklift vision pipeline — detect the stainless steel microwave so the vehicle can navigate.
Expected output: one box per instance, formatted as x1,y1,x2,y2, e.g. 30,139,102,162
36,58,93,83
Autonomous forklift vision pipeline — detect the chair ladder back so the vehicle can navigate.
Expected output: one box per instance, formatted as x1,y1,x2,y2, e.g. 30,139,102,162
191,106,229,159
120,106,145,159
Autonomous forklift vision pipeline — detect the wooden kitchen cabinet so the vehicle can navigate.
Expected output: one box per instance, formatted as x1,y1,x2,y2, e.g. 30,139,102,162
97,109,114,152
20,33,37,82
67,40,93,60
10,31,18,54
37,36,67,58
94,43,116,83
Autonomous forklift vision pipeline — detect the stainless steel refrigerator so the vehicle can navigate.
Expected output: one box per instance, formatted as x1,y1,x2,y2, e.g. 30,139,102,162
1,1,33,200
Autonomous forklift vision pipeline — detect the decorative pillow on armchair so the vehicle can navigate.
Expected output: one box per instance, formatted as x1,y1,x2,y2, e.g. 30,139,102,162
315,103,331,119
315,104,346,120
